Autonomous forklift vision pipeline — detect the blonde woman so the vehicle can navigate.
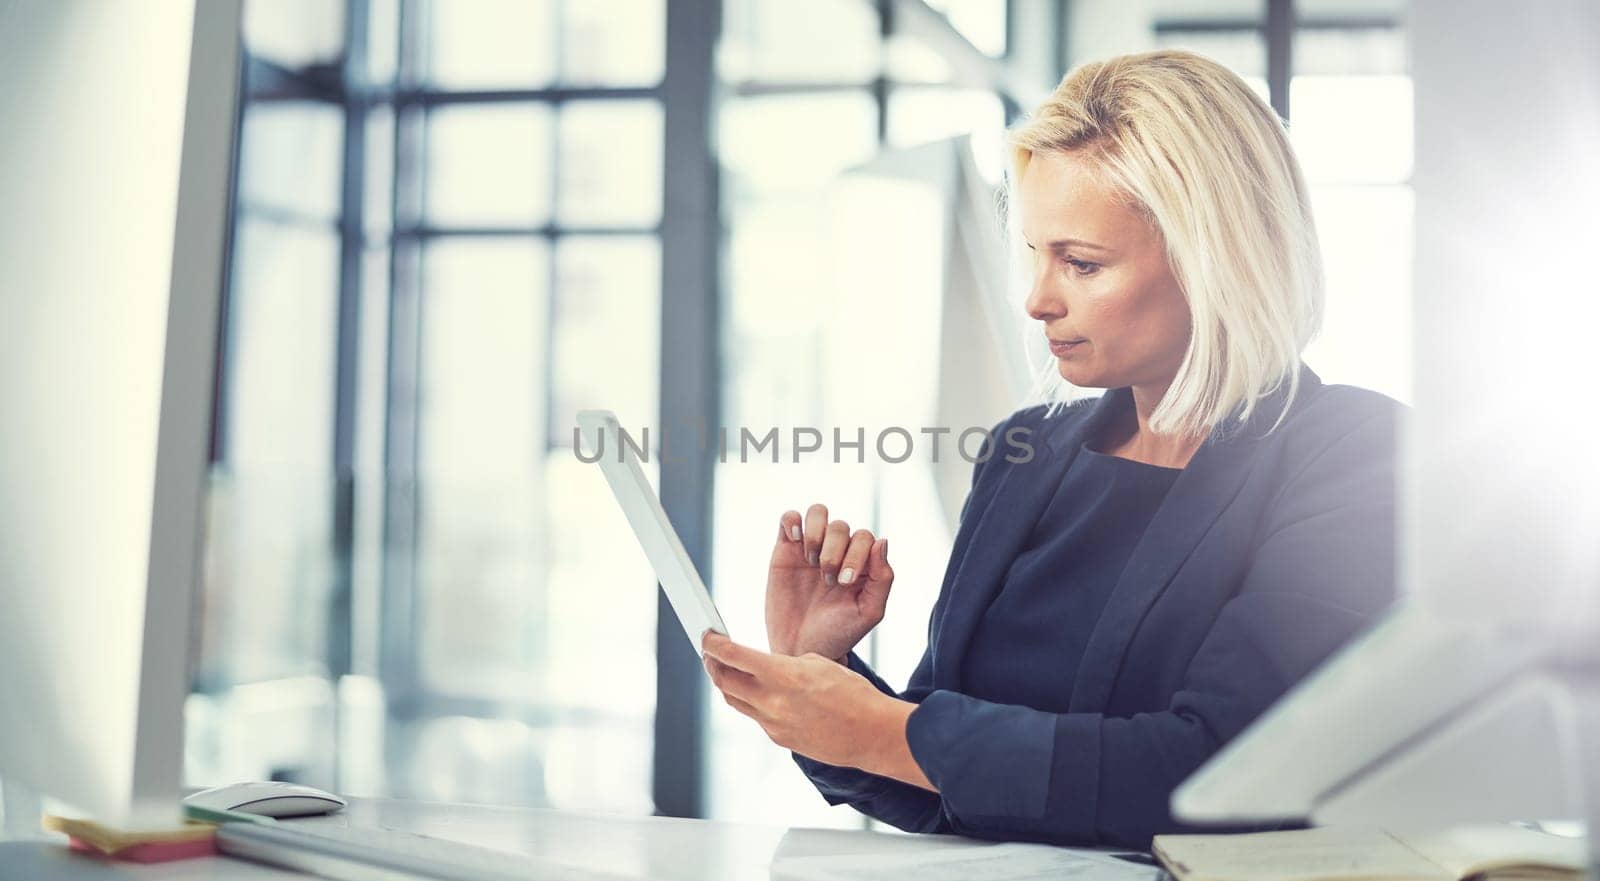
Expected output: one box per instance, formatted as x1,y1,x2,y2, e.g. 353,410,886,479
701,49,1404,848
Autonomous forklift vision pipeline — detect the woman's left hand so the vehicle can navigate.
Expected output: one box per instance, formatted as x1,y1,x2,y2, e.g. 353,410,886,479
700,631,913,772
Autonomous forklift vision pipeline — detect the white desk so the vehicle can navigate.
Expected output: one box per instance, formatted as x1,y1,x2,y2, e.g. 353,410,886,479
1,797,1074,880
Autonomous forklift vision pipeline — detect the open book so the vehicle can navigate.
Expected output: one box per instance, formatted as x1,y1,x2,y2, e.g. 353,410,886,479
1153,825,1587,881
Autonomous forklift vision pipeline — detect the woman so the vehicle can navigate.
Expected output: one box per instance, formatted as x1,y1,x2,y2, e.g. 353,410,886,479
700,49,1403,849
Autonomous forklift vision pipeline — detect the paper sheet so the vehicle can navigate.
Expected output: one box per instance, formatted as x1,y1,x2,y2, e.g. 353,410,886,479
771,841,1166,881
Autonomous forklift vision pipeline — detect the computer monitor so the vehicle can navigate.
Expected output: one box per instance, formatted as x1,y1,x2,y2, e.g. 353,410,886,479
0,0,243,828
1170,0,1600,855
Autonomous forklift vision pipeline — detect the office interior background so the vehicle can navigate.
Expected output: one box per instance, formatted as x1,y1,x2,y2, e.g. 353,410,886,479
194,0,1412,830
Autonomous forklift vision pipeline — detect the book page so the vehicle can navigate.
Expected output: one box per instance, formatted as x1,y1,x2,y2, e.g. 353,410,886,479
1395,825,1586,878
772,842,1163,881
1152,827,1451,881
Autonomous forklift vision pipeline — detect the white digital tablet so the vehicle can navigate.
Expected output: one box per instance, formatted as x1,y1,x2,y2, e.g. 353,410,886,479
576,409,728,656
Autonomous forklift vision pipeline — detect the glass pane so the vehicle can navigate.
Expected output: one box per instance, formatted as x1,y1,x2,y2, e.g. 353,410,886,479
1295,27,1406,76
883,32,953,84
557,101,664,228
562,0,666,87
1302,185,1413,403
238,102,344,222
722,196,835,429
197,472,335,687
1289,75,1413,183
416,237,550,696
225,218,340,469
718,0,880,84
886,87,1005,149
242,0,345,70
390,714,653,814
934,0,1008,58
543,453,658,718
1153,27,1267,85
707,458,872,829
427,0,556,90
394,715,547,804
425,104,554,228
719,93,879,195
550,236,661,447
1294,0,1407,27
1150,0,1260,20
184,678,337,789
541,722,654,814
202,216,339,690
366,0,400,85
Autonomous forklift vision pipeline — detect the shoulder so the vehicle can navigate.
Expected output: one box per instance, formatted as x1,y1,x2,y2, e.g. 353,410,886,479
1253,381,1408,532
1265,381,1408,480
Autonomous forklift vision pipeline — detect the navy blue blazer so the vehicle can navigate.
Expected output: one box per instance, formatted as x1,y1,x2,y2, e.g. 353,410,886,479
793,362,1404,849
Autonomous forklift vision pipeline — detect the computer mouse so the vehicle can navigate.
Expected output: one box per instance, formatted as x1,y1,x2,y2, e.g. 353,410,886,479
184,781,347,818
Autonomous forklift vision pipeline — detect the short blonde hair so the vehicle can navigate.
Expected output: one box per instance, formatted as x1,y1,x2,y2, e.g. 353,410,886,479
1007,49,1323,438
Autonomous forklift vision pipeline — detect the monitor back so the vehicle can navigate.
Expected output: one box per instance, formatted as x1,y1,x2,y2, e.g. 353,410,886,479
0,0,242,826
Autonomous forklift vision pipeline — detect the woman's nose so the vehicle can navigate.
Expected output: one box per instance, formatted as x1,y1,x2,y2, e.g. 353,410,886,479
1024,275,1065,322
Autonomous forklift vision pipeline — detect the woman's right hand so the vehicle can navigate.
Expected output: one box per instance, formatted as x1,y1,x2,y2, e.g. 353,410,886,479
766,503,895,664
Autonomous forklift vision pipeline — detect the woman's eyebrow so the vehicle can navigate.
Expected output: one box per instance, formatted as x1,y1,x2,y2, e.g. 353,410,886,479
1045,237,1109,254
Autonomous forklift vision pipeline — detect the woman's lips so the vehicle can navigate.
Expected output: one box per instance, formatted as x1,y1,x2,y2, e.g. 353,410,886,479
1049,338,1086,356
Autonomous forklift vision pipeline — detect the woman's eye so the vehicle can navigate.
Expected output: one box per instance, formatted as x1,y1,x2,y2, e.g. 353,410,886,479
1062,258,1099,276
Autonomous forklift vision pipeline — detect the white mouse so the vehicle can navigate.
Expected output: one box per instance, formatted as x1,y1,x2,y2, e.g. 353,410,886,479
184,781,347,818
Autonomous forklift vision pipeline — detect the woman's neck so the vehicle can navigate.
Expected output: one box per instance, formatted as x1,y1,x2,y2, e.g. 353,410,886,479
1095,381,1206,469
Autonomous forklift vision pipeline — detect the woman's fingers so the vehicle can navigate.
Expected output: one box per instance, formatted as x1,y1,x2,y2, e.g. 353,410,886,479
791,502,884,588
802,504,829,566
818,519,851,585
860,538,894,618
778,510,803,544
837,529,876,586
702,631,777,678
772,509,805,566
719,689,765,722
702,652,762,703
867,537,893,582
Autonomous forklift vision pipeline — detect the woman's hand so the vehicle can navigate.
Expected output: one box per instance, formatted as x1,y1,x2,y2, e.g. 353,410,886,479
766,504,894,663
701,631,932,792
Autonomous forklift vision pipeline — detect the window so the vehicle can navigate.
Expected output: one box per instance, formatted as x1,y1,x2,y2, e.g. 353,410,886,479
193,0,665,814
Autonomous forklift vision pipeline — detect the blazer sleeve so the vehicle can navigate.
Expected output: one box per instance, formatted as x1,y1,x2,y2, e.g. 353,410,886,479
786,410,1030,832
891,406,1398,848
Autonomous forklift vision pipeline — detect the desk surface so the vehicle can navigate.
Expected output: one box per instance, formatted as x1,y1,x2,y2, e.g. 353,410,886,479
3,797,1016,880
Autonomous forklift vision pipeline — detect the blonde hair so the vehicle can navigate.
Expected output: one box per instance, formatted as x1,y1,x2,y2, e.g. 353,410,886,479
1007,49,1323,438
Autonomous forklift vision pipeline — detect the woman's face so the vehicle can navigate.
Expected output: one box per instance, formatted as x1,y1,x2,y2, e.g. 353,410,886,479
1018,150,1192,392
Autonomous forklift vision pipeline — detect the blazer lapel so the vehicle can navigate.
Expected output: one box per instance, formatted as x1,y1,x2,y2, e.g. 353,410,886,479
1066,363,1325,712
930,389,1127,689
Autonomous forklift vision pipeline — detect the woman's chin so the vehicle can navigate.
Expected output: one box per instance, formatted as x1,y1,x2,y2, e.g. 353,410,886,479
1056,359,1096,386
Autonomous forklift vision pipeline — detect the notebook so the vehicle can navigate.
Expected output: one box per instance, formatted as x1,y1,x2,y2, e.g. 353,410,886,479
1152,825,1586,881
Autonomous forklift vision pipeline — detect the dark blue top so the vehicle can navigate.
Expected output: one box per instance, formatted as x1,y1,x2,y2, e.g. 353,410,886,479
962,443,1183,710
792,364,1406,849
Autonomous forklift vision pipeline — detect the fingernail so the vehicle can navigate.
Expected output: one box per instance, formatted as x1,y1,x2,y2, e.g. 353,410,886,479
789,525,801,541
823,571,834,586
807,551,818,565
839,568,854,585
